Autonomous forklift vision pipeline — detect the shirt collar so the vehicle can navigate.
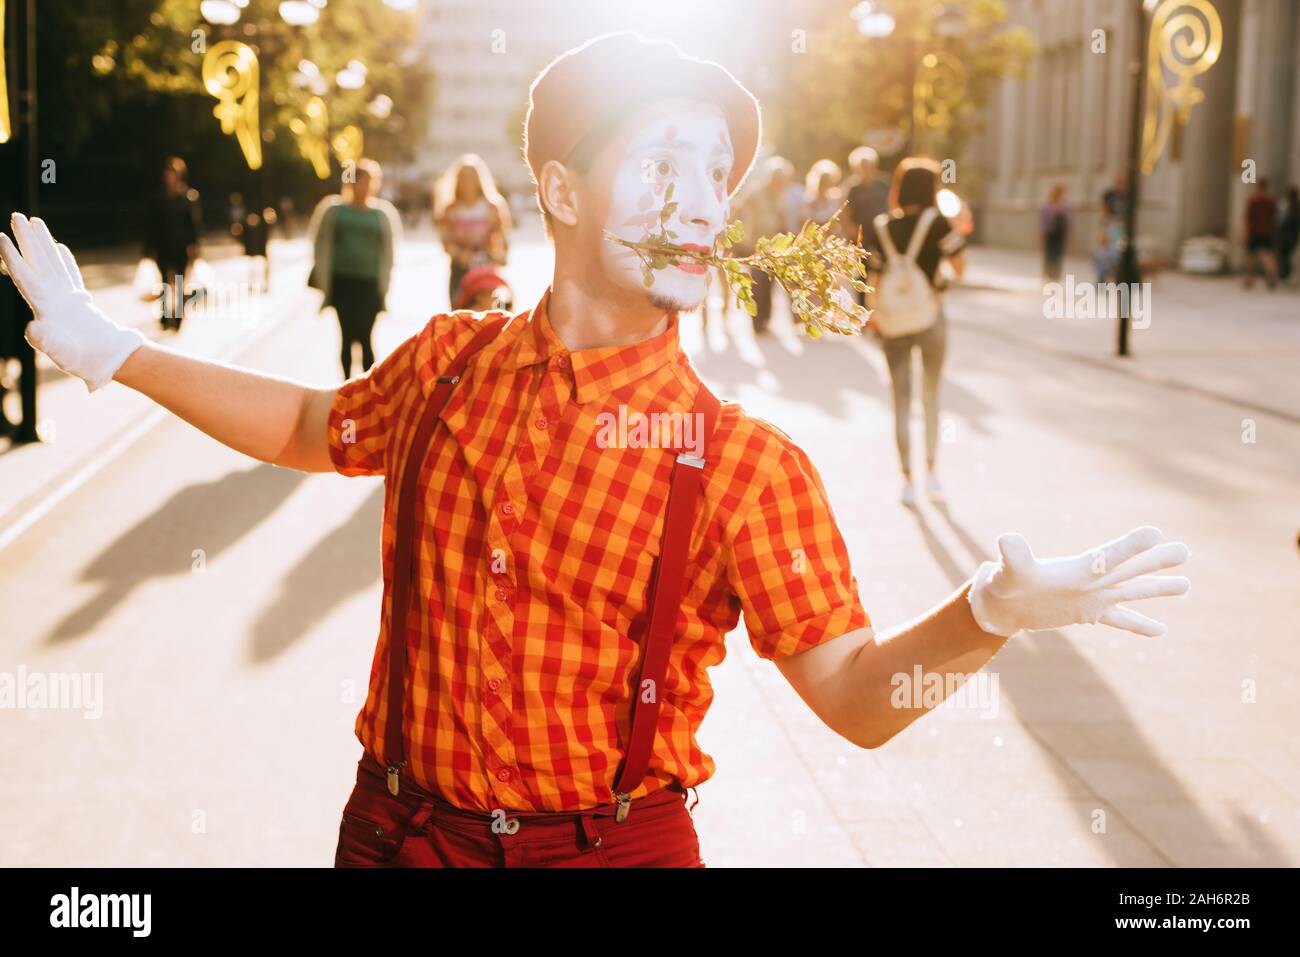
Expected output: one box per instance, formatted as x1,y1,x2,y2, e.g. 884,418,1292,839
509,287,684,404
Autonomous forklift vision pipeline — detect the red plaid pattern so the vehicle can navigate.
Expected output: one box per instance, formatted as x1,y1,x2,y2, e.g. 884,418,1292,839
328,288,870,812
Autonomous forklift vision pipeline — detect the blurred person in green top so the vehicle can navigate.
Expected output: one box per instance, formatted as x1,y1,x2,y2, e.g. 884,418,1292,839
307,159,403,377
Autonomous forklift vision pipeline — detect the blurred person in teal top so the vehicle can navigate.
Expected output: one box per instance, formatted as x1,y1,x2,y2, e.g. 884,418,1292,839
307,159,403,377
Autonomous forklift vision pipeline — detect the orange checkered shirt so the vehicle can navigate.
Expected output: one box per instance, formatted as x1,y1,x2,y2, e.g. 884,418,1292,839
327,288,870,812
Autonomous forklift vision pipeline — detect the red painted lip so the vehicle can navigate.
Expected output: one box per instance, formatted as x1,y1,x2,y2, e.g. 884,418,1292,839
674,243,710,274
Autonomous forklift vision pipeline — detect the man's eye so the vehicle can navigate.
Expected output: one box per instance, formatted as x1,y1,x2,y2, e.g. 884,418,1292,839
710,168,727,183
655,160,673,178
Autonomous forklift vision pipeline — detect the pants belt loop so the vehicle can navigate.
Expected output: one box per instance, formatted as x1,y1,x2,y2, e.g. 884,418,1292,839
579,815,603,850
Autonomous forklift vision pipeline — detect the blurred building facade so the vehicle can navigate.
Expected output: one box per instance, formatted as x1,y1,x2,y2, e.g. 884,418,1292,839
410,0,787,226
971,0,1299,263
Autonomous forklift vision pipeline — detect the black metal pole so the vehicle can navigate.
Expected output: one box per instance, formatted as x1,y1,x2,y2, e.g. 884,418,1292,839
257,29,273,289
1117,0,1148,358
10,0,39,440
13,0,36,215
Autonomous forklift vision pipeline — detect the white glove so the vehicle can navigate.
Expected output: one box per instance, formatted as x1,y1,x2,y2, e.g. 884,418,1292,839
968,526,1190,638
0,213,146,393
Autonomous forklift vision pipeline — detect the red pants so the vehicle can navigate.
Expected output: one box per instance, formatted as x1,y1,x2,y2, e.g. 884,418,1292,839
333,754,706,867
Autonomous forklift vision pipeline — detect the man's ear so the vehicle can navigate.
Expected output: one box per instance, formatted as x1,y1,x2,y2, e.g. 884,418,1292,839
538,160,580,228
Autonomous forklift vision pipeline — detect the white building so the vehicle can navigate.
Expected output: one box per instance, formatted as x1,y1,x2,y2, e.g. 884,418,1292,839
971,0,1300,264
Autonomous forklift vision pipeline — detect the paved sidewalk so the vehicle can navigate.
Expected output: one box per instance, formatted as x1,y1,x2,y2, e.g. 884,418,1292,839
0,239,314,549
1,234,1295,867
953,246,1300,423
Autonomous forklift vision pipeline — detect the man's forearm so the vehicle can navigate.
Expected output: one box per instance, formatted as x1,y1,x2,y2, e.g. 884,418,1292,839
113,342,335,472
835,583,1010,748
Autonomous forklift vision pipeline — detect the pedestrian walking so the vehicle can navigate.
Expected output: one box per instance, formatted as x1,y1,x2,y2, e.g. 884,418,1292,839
802,158,844,226
228,192,271,291
307,158,403,378
2,32,1191,870
1275,185,1298,288
1243,178,1280,290
143,157,201,332
433,154,512,309
1040,182,1071,281
869,157,967,507
843,146,891,305
731,156,793,333
1094,168,1126,283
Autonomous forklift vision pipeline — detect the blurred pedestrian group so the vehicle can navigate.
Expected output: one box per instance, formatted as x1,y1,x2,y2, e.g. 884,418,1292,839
728,149,968,507
1242,178,1300,290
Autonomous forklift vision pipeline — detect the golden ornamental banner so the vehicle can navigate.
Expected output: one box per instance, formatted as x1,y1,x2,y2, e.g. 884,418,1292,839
202,40,262,170
1141,0,1223,173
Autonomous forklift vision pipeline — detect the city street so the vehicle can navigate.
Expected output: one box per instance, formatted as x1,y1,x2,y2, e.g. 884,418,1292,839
1,227,1297,867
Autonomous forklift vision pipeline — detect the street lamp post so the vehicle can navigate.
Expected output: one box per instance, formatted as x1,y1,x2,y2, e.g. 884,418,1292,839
202,2,323,289
1116,0,1150,358
1116,0,1222,357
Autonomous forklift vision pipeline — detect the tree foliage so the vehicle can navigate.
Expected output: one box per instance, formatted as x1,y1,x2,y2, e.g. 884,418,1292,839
762,0,1033,177
103,0,433,166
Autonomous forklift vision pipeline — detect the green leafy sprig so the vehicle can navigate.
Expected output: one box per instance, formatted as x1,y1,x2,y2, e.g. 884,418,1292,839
604,185,872,339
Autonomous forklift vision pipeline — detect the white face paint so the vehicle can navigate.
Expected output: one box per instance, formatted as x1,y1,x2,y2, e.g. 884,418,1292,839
597,102,733,311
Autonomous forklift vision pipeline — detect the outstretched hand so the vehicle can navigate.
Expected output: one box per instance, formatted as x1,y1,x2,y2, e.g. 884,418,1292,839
0,212,146,392
968,526,1191,638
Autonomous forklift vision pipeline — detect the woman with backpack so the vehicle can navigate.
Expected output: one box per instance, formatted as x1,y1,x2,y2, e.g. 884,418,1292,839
868,157,967,507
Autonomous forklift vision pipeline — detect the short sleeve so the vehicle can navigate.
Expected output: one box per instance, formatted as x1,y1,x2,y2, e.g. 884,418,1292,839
725,435,870,659
935,214,966,256
327,330,422,476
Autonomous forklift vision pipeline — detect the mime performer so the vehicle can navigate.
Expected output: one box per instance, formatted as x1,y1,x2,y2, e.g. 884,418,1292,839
0,33,1189,868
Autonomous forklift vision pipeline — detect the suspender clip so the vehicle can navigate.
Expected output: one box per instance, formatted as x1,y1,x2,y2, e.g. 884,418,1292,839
386,761,405,796
435,375,460,385
614,792,632,823
675,453,705,469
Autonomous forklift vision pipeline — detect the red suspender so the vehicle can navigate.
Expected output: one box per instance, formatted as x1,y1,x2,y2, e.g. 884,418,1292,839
610,383,721,821
382,314,722,818
384,317,510,796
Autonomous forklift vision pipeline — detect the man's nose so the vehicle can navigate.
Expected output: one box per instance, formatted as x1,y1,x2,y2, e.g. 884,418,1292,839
674,168,726,234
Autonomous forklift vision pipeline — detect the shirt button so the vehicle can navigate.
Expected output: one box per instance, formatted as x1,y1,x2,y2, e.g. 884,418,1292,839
496,768,513,783
555,355,569,369
487,677,502,692
495,588,510,602
534,416,548,431
500,501,515,517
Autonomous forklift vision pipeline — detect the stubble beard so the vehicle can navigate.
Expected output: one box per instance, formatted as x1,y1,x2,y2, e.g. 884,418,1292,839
647,286,704,314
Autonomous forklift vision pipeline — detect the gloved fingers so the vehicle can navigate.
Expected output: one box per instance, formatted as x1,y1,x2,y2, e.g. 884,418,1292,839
1095,525,1164,576
56,243,88,293
29,216,70,280
996,532,1035,569
11,213,59,278
0,231,39,305
1106,575,1191,603
1099,605,1167,638
1097,540,1190,586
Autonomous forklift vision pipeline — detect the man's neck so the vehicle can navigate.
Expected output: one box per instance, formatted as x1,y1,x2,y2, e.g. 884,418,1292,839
546,275,671,351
